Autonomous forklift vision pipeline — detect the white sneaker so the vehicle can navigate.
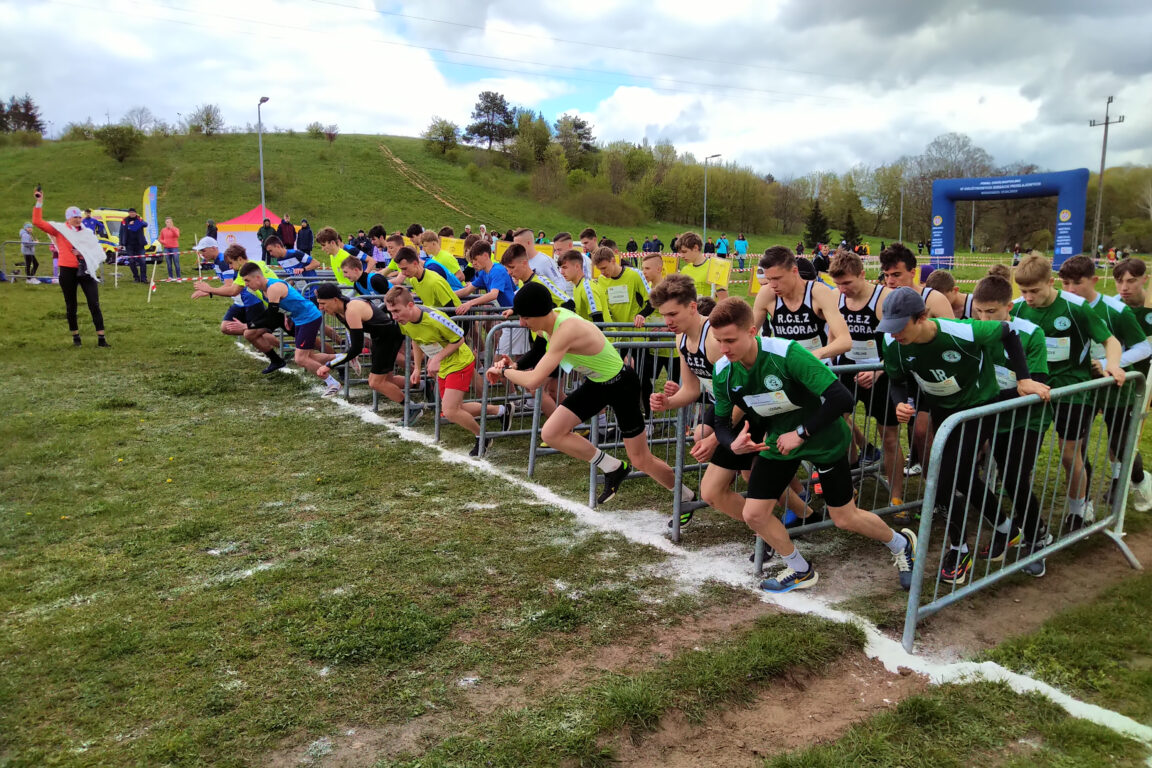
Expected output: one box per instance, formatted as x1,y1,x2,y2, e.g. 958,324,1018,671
904,462,922,477
26,278,40,285
350,356,362,375
1084,499,1096,524
1131,473,1152,512
322,384,341,398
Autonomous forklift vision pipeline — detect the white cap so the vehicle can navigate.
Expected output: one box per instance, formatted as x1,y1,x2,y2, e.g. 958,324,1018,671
65,206,83,219
194,236,219,251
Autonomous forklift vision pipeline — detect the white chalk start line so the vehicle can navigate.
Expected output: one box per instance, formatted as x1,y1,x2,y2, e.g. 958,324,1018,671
239,342,1152,749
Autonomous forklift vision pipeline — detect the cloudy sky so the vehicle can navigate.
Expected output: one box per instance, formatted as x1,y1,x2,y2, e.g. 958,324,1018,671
4,0,1149,177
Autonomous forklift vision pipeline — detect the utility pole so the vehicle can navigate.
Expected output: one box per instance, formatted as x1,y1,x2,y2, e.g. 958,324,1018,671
1089,96,1124,256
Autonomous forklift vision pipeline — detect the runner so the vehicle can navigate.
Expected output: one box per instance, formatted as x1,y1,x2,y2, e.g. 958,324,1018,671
636,253,681,420
513,227,566,285
592,246,651,331
677,231,726,299
558,250,607,322
341,256,392,296
1057,255,1151,509
314,284,407,405
238,262,344,395
395,246,461,309
753,246,851,362
708,297,916,593
419,230,467,283
31,188,109,346
192,242,283,373
489,282,694,506
385,286,510,456
828,250,906,511
264,235,319,297
924,269,975,319
1012,253,1123,532
316,227,374,287
881,286,1050,584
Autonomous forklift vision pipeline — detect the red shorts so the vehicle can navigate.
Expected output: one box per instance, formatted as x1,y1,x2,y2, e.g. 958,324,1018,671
438,361,475,394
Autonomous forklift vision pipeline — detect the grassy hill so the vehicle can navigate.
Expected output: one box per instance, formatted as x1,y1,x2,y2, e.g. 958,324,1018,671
0,133,889,258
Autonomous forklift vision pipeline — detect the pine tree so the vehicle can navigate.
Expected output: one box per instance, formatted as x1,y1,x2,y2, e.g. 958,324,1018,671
19,93,45,134
841,209,862,248
804,200,831,249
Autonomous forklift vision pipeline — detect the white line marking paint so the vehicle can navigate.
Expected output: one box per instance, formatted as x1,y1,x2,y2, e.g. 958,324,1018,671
238,343,1152,748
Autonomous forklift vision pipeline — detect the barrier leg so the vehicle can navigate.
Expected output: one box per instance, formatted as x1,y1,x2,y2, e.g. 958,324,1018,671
671,408,686,544
589,418,599,509
528,388,544,478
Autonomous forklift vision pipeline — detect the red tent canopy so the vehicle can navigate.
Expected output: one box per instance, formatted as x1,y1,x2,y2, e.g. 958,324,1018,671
217,207,282,228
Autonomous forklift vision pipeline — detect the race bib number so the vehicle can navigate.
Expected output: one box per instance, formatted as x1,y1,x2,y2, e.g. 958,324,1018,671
419,342,444,357
994,364,1017,390
1046,336,1071,362
606,285,630,305
699,378,715,397
848,339,878,361
560,360,594,377
796,336,822,353
1089,341,1105,360
743,391,801,417
912,371,961,396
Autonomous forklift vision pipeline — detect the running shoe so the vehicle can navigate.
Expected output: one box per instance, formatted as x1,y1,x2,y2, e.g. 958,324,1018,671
1131,472,1152,512
26,278,40,285
748,542,777,566
261,360,286,375
469,437,491,457
97,337,110,348
940,548,973,585
782,509,804,529
597,461,631,505
862,444,883,465
350,356,362,375
501,405,513,432
894,528,917,591
322,384,341,398
667,509,694,530
892,507,921,526
904,461,922,477
760,565,818,593
72,335,82,347
1021,530,1053,578
978,528,1022,561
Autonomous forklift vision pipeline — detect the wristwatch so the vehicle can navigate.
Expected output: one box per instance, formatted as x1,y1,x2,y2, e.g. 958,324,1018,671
795,425,808,441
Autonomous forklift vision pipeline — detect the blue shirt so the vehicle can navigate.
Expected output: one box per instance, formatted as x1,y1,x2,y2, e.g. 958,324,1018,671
734,238,748,255
81,217,106,237
267,278,322,324
471,263,517,307
423,258,464,290
715,238,729,255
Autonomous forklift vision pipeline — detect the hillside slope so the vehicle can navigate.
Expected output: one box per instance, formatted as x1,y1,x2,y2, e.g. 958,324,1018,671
0,133,824,255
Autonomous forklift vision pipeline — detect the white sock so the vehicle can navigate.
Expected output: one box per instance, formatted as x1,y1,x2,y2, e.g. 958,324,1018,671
885,530,907,555
1112,461,1123,480
497,405,506,417
1068,496,1086,517
782,548,810,573
593,449,622,473
995,519,1013,534
950,543,969,554
325,375,340,388
679,486,695,503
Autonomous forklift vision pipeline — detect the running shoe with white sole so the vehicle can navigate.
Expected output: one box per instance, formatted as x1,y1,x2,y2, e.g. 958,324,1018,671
322,384,341,398
940,548,972,585
1132,472,1152,512
597,462,631,505
978,527,1022,561
894,528,917,591
760,565,818,593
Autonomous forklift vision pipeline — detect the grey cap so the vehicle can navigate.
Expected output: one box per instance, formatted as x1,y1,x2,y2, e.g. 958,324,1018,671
877,286,926,334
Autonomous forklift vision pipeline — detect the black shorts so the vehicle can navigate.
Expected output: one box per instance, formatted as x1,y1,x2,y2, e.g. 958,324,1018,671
841,371,899,427
369,326,404,376
747,454,854,507
563,367,646,440
294,318,322,351
702,406,756,471
1053,402,1093,441
223,303,255,323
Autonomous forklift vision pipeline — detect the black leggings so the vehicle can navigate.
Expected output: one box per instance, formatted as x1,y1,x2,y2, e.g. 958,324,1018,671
24,253,39,276
58,266,104,332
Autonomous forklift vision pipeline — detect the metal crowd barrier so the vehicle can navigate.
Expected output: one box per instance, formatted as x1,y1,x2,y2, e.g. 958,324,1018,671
901,373,1147,652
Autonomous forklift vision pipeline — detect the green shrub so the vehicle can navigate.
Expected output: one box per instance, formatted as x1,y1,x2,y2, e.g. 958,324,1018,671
93,124,144,163
306,121,324,138
15,130,42,147
60,121,97,141
565,190,646,227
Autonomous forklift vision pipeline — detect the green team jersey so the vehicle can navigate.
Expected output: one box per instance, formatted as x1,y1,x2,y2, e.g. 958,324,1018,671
527,272,573,308
427,248,463,279
1088,294,1147,370
713,336,850,463
1127,299,1152,341
882,318,1005,412
990,317,1051,433
1011,291,1111,403
572,276,609,322
407,267,460,308
398,307,473,377
680,259,712,298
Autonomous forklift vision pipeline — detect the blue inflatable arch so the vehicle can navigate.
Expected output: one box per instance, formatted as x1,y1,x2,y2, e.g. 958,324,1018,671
929,169,1089,268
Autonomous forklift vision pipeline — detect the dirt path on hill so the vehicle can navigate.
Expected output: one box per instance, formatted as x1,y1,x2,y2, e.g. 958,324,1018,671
377,144,475,219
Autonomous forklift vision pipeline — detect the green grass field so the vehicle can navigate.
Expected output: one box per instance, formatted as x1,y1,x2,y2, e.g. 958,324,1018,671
2,275,1151,766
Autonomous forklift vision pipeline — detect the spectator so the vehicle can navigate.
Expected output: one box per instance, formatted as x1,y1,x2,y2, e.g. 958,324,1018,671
296,218,313,254
704,237,715,254
256,218,277,261
734,232,748,269
626,236,638,253
535,230,548,244
20,221,40,283
795,240,804,255
352,229,372,255
439,226,455,238
715,232,729,258
880,240,886,253
670,234,679,254
916,240,924,255
651,234,664,252
81,209,106,238
119,207,149,284
277,214,297,248
641,236,652,253
504,228,515,242
206,219,218,240
159,216,182,280
464,224,472,236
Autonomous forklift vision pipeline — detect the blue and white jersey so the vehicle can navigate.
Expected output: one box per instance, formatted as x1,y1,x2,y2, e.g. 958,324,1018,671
267,278,323,324
423,257,464,290
277,248,316,275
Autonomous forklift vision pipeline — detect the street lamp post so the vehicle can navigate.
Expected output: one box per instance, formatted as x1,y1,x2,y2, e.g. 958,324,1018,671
898,187,904,243
702,153,721,246
257,96,270,222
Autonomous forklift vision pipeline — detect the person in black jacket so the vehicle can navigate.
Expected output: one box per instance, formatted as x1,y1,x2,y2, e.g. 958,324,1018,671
296,219,313,255
206,219,217,240
119,208,150,283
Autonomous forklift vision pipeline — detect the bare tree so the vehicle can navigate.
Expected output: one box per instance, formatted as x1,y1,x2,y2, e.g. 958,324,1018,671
121,106,155,132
